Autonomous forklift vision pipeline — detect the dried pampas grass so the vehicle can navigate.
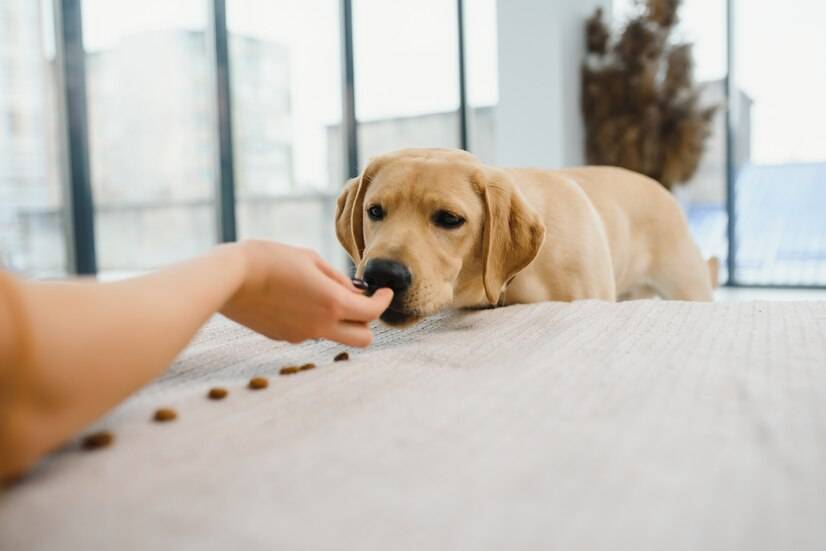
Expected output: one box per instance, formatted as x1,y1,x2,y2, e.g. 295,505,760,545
582,1,717,190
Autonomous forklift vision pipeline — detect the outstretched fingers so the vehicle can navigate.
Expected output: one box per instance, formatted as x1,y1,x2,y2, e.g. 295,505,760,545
338,287,393,322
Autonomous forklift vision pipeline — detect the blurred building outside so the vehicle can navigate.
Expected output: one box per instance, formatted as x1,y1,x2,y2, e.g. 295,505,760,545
85,29,303,270
0,0,65,274
0,11,753,277
2,1,824,283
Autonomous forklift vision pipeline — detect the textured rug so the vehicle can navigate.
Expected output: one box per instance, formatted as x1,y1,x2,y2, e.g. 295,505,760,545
2,300,826,550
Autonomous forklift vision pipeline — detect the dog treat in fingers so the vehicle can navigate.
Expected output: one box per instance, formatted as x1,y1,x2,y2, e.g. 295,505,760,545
207,387,228,400
299,363,316,372
334,351,349,362
153,408,177,422
82,431,114,451
351,278,370,292
248,377,269,390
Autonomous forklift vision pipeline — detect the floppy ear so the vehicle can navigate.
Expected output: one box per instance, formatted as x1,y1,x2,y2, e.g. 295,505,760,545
335,177,361,262
334,158,386,263
479,169,546,305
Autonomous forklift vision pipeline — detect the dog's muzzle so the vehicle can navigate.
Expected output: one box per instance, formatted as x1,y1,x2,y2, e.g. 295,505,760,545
362,258,416,325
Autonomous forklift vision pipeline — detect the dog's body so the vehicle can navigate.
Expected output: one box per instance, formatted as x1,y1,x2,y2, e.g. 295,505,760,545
495,165,713,304
336,148,713,326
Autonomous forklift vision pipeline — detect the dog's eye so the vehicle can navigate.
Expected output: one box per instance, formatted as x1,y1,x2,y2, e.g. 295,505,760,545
433,210,465,229
366,205,385,221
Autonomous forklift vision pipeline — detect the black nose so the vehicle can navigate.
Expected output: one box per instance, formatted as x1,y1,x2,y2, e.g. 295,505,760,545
363,259,412,295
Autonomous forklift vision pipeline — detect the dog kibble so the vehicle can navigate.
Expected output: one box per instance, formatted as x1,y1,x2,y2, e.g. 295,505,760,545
248,377,269,390
153,408,177,422
279,366,300,376
82,431,114,451
334,352,349,362
351,278,370,292
299,363,316,372
208,387,228,400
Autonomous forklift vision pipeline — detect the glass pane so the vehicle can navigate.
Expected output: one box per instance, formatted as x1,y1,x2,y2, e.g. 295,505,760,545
733,0,826,285
227,0,342,264
353,0,461,168
464,0,498,165
82,0,216,275
610,0,728,285
0,0,67,277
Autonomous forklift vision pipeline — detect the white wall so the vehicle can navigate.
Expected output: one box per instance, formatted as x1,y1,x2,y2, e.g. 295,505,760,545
496,0,611,168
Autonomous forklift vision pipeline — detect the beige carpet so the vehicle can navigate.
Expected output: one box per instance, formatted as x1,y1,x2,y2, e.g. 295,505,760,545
2,300,826,550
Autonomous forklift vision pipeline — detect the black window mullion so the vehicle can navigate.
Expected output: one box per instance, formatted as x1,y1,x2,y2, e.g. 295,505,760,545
54,0,97,275
341,0,359,179
724,0,737,285
209,0,238,243
456,0,469,151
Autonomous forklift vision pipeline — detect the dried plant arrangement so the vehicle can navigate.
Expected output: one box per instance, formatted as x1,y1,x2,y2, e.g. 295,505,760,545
582,0,717,190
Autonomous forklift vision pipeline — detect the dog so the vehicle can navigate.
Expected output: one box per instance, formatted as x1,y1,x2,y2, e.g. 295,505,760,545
335,148,715,326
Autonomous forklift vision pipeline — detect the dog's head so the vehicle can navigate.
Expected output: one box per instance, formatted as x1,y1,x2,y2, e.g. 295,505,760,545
336,148,545,326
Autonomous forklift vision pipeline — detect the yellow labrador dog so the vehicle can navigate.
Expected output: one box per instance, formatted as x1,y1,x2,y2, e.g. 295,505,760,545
336,148,714,326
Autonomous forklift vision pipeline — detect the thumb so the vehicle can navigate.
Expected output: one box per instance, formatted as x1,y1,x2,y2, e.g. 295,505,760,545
370,288,394,309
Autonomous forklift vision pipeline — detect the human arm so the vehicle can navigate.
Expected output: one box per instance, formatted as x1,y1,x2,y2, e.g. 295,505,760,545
0,240,392,480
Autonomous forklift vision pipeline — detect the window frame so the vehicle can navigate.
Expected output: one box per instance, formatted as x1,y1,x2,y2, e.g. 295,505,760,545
53,0,822,288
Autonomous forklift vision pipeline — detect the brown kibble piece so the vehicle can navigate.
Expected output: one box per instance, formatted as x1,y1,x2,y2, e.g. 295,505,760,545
82,431,114,451
334,352,349,362
248,377,269,390
279,366,300,376
208,387,228,400
351,278,369,291
299,363,316,372
153,408,177,422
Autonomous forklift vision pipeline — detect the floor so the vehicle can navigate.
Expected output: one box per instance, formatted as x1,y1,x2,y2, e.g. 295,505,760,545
715,287,826,302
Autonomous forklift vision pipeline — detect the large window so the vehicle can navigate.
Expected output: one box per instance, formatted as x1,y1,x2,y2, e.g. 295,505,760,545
2,1,480,277
353,0,462,168
732,0,826,285
227,0,342,263
82,0,217,274
0,0,66,277
612,0,826,287
6,1,819,288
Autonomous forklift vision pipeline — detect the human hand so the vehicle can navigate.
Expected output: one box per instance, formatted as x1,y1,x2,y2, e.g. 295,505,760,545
219,240,393,347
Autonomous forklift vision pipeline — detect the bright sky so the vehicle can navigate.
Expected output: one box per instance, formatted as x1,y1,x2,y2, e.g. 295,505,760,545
79,0,825,186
